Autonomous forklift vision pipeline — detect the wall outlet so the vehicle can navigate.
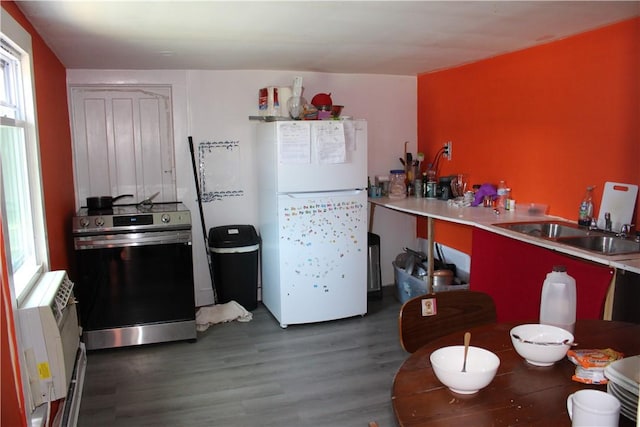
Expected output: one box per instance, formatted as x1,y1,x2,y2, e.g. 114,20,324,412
444,141,452,161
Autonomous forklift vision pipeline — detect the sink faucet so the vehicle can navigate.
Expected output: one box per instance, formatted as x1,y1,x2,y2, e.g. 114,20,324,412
604,212,612,232
619,224,633,239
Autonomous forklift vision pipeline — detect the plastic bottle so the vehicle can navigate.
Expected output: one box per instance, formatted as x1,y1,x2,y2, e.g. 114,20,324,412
539,265,576,334
578,186,595,227
421,172,428,198
496,180,507,209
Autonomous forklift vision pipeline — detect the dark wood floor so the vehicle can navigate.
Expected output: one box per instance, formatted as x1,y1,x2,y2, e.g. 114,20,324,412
77,287,406,427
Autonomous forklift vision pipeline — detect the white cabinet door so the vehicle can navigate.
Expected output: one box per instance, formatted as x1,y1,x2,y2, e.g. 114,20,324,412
69,85,176,207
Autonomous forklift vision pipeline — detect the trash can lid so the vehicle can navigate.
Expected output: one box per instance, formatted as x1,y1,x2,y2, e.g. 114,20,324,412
208,225,259,248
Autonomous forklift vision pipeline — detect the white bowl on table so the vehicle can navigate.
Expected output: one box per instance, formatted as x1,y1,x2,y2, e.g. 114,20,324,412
510,324,574,367
430,345,500,394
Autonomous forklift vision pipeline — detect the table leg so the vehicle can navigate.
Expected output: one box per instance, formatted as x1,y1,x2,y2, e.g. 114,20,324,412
427,216,434,293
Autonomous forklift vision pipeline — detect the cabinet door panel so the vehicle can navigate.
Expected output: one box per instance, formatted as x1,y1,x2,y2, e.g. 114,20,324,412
112,98,136,191
470,228,613,322
70,85,176,207
80,98,111,196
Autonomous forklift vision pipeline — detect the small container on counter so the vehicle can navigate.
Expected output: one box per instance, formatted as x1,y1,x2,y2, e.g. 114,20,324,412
414,179,422,198
375,175,390,196
463,191,475,205
426,181,438,199
389,170,407,199
407,181,414,197
368,186,382,198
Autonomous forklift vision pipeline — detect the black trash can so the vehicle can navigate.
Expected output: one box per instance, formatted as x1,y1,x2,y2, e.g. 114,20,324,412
208,225,260,311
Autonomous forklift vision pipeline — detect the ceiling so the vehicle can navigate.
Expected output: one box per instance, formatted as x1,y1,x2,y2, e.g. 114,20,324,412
15,1,640,76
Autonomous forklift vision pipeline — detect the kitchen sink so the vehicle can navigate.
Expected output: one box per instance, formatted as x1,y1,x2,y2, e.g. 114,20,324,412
556,236,640,256
494,220,640,256
494,221,589,239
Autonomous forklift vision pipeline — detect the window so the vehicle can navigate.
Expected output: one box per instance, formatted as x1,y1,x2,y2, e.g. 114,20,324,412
1,12,48,303
1,42,21,119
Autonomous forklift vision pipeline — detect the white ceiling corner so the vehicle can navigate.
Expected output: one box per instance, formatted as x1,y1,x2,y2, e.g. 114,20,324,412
13,1,640,75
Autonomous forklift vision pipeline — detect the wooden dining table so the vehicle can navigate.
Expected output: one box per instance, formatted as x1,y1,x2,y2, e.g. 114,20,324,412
392,319,640,426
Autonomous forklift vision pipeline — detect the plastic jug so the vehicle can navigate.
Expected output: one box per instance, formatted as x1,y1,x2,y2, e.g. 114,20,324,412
539,265,576,334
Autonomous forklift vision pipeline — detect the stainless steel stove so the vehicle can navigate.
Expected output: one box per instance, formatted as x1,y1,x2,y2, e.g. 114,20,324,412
72,202,196,350
73,202,191,233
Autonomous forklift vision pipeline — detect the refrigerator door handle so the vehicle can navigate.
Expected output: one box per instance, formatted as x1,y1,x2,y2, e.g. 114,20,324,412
284,189,366,199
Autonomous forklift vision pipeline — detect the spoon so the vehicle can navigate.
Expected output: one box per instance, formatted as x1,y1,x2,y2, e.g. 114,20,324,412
462,331,471,372
511,334,578,347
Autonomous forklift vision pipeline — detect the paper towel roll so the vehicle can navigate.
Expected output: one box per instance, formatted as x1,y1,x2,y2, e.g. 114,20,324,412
277,86,292,117
267,87,277,116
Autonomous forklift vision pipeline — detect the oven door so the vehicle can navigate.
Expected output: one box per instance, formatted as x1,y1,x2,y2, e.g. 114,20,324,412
74,230,195,332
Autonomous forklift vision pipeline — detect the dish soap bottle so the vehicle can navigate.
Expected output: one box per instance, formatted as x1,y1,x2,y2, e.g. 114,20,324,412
578,186,595,227
539,265,576,334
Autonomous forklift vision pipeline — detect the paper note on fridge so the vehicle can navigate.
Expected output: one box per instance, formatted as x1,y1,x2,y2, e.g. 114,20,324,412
279,122,311,164
314,122,346,164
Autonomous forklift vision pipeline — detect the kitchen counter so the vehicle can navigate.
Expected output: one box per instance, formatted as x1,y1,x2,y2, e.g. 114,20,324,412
368,196,640,275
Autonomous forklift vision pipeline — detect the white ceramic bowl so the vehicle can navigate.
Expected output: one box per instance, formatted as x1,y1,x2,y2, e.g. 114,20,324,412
510,324,574,366
430,345,500,394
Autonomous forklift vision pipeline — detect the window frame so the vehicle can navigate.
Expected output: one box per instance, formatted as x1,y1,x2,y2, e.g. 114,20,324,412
1,9,49,305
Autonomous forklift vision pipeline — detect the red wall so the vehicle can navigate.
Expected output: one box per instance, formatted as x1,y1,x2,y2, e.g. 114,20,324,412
1,2,75,425
1,223,26,427
417,18,640,254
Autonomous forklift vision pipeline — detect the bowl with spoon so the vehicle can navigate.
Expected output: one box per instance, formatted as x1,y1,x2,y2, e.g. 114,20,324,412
430,332,500,394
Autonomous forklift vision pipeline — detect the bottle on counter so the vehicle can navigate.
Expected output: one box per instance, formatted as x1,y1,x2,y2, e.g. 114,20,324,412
425,167,437,199
421,172,428,198
578,186,595,227
504,188,513,210
496,180,507,209
539,265,576,334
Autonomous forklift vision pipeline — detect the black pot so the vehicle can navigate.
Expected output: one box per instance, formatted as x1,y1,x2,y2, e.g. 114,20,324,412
86,194,133,210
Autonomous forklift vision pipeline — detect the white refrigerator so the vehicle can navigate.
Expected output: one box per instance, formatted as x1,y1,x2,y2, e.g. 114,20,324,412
256,120,368,328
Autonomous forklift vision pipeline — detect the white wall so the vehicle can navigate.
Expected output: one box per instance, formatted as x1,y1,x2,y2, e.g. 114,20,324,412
67,69,417,306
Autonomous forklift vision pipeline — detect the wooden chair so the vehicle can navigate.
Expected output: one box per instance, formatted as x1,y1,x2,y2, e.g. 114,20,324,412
398,290,497,353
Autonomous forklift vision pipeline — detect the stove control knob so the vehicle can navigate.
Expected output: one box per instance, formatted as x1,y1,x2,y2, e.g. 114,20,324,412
161,214,171,223
79,218,90,228
95,217,105,227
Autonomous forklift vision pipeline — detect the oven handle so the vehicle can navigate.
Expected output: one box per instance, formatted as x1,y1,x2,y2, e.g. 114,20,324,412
74,230,192,250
